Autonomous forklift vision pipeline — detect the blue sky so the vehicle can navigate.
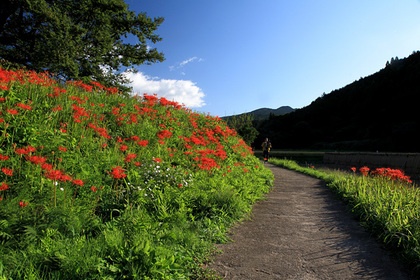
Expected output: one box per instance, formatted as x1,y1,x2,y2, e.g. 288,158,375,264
125,0,420,117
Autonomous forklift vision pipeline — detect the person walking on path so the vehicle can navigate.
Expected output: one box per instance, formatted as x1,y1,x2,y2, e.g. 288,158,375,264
261,138,272,162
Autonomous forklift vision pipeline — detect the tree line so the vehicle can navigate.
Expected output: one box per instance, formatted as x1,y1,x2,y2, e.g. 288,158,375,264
252,51,420,152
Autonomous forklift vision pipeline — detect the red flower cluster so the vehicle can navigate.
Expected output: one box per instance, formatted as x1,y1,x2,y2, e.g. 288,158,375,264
110,167,126,179
1,65,261,210
359,166,370,176
157,129,173,140
19,201,28,207
352,166,412,184
0,154,10,161
371,167,412,184
27,155,46,165
45,170,69,182
2,168,13,176
15,146,36,155
16,103,32,110
0,182,9,191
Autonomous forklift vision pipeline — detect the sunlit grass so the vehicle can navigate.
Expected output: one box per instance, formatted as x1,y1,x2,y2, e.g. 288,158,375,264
270,157,420,275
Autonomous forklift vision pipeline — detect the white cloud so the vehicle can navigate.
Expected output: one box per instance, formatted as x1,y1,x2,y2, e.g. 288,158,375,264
125,71,206,108
179,57,198,67
170,57,204,72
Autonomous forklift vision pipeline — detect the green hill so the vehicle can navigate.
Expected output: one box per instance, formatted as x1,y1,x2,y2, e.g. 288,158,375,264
223,106,295,121
256,51,420,152
0,63,273,279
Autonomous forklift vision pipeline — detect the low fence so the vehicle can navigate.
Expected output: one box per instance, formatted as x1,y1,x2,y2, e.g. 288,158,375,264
323,152,420,180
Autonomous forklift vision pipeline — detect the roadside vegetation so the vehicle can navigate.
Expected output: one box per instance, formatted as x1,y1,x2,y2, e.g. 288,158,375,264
0,64,273,279
253,149,324,164
270,158,420,276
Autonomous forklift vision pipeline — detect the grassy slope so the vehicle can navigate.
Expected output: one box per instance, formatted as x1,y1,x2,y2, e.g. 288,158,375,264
0,65,273,279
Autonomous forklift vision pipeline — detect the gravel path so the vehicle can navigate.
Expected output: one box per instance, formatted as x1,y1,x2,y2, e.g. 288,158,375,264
208,163,413,279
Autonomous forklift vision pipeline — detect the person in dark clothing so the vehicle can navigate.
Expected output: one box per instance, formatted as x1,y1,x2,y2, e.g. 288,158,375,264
261,138,272,162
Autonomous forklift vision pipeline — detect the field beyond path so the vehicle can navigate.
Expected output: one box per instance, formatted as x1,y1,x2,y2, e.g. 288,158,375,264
208,163,412,280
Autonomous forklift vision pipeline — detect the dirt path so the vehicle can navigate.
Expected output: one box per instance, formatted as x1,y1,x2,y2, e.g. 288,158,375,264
208,163,413,280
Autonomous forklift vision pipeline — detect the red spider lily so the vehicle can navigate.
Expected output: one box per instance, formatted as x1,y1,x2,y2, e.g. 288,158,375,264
90,80,105,89
0,154,9,161
137,140,148,147
91,186,98,192
371,167,412,184
119,145,128,152
67,80,93,92
45,170,63,180
52,105,62,112
59,174,72,183
157,129,172,140
194,157,220,170
351,167,357,172
359,166,370,176
0,182,9,191
15,148,28,155
152,158,162,163
159,97,182,109
15,146,36,155
58,147,67,152
143,93,159,106
124,154,137,162
2,168,13,176
72,179,84,186
7,109,18,115
41,163,53,171
26,146,36,153
109,167,126,179
19,201,28,207
16,103,32,110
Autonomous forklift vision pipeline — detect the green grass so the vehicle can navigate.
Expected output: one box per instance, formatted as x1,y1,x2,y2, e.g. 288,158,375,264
270,157,420,276
254,149,325,164
0,64,274,279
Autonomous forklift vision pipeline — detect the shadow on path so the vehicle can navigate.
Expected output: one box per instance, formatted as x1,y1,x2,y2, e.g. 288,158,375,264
208,163,413,280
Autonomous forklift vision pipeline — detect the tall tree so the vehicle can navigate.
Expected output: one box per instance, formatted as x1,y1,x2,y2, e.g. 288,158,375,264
0,0,164,90
226,114,259,147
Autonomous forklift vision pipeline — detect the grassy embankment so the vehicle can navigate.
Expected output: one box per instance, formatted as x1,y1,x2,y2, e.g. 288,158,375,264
0,64,274,279
270,157,420,276
253,149,324,164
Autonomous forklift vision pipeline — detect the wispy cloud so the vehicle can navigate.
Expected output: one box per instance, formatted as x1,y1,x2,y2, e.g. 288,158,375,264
169,57,204,74
125,71,205,108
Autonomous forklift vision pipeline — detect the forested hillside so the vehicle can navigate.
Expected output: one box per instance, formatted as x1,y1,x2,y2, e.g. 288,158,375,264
255,51,420,152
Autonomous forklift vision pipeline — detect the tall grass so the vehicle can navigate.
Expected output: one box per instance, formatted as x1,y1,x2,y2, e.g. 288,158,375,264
0,63,274,279
270,158,420,275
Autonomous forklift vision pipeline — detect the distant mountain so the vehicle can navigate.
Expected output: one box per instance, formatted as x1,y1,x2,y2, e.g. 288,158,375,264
248,106,295,119
223,106,295,121
255,51,420,152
